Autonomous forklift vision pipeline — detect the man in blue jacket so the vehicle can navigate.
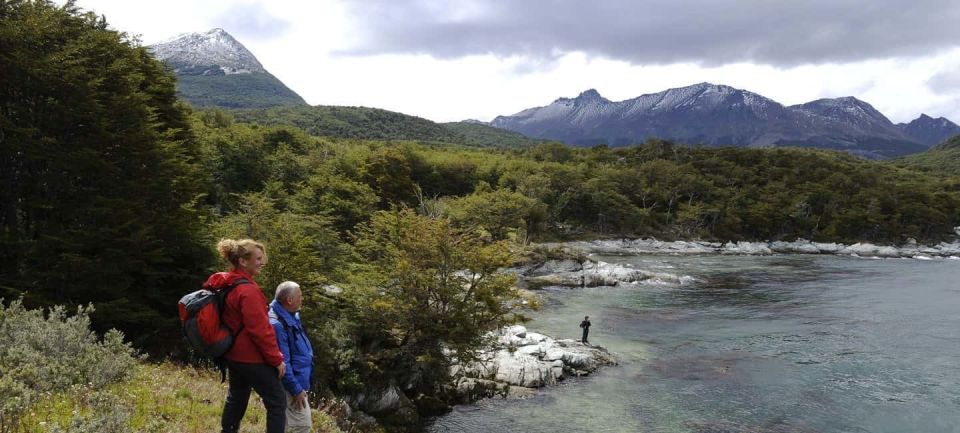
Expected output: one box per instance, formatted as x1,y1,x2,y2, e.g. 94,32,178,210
269,281,315,433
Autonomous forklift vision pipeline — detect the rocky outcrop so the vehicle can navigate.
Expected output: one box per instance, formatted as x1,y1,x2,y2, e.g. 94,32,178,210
448,325,617,402
519,258,693,289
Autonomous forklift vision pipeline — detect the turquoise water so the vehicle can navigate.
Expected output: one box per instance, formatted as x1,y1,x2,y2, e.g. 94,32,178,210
425,254,960,433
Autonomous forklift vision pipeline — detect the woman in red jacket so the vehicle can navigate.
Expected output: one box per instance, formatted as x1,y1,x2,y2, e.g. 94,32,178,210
207,238,287,433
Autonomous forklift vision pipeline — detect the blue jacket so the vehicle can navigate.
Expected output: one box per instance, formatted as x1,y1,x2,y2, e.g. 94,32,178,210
269,300,314,396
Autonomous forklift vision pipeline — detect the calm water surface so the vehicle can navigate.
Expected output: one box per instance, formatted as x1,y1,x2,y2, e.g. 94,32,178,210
425,254,960,433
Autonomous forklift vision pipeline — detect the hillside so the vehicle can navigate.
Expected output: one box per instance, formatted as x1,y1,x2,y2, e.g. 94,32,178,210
230,106,542,147
176,73,307,108
895,134,960,175
232,105,460,141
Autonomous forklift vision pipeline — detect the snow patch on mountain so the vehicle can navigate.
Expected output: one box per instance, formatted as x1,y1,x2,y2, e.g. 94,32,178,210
148,28,265,75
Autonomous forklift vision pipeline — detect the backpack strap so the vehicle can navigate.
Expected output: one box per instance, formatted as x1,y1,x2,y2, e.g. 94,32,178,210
215,277,250,383
217,277,250,336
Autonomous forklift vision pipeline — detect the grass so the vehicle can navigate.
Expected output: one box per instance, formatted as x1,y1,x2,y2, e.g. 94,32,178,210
18,362,344,433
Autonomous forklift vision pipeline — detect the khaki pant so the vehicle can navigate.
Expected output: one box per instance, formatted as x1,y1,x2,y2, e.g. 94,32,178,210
284,392,312,433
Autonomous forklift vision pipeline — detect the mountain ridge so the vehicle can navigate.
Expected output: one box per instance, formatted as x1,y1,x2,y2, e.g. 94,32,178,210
491,83,952,158
896,114,960,146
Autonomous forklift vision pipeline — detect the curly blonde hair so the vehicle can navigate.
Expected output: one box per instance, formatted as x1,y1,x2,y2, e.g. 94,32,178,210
216,238,267,269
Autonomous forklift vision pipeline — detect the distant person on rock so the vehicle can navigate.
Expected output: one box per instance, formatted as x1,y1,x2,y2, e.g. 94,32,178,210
580,315,591,344
214,238,287,433
269,281,315,433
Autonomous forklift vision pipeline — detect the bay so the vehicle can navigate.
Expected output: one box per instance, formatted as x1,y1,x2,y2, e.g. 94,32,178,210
425,254,960,433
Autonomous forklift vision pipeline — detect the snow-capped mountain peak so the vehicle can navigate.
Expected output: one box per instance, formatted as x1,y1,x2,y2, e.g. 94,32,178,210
575,89,606,102
148,28,265,75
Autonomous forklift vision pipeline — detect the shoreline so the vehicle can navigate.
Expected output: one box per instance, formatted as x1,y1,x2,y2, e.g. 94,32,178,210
543,237,960,259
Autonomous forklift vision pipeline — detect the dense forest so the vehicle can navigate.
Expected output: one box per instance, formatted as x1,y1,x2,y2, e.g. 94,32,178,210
2,1,960,430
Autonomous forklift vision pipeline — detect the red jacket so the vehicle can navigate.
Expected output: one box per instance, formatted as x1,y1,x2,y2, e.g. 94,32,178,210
203,270,284,366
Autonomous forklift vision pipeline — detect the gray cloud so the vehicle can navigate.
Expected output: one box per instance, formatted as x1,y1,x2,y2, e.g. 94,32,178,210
928,69,960,94
337,0,960,66
216,2,290,41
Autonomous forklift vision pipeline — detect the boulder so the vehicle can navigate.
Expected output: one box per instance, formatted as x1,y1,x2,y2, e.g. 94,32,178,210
353,382,418,426
527,259,583,276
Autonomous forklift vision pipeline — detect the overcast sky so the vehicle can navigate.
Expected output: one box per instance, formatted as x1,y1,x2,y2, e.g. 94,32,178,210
71,0,960,123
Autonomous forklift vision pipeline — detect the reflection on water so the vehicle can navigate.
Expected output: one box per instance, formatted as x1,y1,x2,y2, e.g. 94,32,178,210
426,255,960,433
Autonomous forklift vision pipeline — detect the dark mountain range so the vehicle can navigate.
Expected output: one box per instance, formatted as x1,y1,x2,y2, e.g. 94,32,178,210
491,83,951,159
148,29,306,108
896,114,960,146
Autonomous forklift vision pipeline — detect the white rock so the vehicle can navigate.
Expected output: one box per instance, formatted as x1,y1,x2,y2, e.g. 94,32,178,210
722,241,772,254
522,332,549,344
543,347,566,362
561,350,596,370
516,345,544,356
493,352,557,387
503,325,527,338
770,240,821,254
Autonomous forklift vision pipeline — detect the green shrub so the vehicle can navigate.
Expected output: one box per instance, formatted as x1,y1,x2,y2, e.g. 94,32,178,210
0,300,139,432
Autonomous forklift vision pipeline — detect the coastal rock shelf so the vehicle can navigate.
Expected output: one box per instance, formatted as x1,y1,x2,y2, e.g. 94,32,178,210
448,325,617,402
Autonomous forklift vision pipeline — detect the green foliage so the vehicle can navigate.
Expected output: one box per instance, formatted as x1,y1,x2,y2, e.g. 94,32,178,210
0,0,213,350
0,300,138,432
335,209,524,394
291,172,379,235
444,188,547,241
361,147,419,207
174,72,307,108
214,192,348,290
212,134,957,245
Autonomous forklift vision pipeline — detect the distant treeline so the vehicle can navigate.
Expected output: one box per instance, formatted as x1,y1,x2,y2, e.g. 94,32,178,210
197,111,960,247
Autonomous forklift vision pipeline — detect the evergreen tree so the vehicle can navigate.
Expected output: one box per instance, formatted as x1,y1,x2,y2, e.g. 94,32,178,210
0,0,211,350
